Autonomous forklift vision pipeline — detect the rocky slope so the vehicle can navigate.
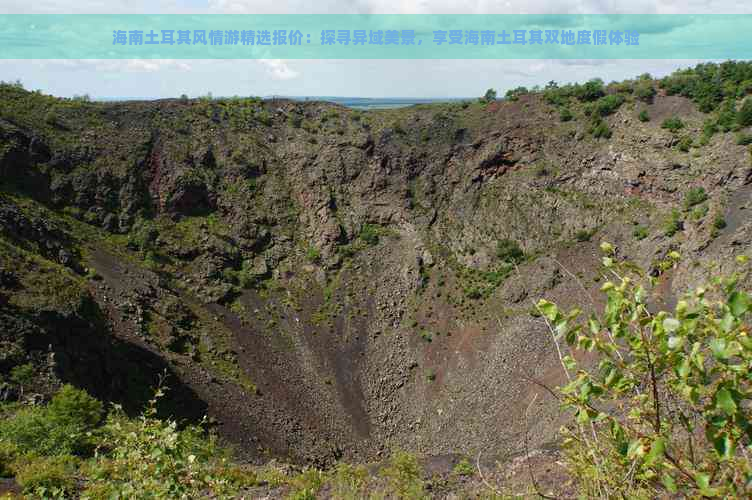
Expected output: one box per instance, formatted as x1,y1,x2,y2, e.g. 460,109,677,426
1,68,751,471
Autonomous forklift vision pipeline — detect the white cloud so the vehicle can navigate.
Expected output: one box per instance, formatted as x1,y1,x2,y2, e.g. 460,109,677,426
258,59,299,80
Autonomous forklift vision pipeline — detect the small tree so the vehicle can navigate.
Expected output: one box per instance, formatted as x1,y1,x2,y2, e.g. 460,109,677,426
483,88,497,103
738,98,752,128
539,244,752,497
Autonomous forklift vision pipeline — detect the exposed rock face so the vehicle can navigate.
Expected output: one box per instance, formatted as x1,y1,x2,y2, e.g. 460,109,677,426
1,86,751,466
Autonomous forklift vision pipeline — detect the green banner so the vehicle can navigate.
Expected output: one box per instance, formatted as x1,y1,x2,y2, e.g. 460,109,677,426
0,14,748,59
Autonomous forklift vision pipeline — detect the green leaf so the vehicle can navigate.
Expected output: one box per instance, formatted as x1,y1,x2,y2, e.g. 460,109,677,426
668,336,685,350
661,473,677,493
663,317,680,333
729,290,750,318
645,437,666,466
715,387,737,416
626,439,644,459
694,472,710,490
537,299,559,322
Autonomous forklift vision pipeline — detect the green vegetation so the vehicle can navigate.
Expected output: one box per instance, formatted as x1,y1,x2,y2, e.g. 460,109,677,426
677,135,693,152
559,107,573,122
482,88,497,103
542,245,752,497
664,209,683,237
684,187,708,208
588,117,612,139
638,109,650,122
661,116,685,132
495,238,524,264
0,384,254,498
632,225,649,241
659,61,752,113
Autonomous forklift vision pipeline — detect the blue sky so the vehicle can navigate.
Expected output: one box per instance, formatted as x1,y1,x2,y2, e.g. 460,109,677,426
0,1,747,98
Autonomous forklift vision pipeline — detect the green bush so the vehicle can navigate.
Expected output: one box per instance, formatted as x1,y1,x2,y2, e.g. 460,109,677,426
632,225,649,240
713,214,728,230
13,455,78,496
380,451,425,499
588,117,612,139
664,209,683,237
735,133,752,145
677,136,693,152
0,441,19,477
48,384,103,429
543,246,752,497
559,107,573,122
359,224,380,245
575,229,595,242
595,94,625,116
661,116,684,132
738,98,752,127
0,385,102,457
634,80,656,102
638,110,650,122
496,239,524,263
684,187,708,208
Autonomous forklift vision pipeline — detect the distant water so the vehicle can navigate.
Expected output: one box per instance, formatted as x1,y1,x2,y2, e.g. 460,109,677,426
96,96,471,110
279,96,471,110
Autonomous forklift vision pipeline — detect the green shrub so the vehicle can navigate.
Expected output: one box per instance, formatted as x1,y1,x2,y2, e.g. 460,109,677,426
638,110,650,122
452,458,474,477
661,116,684,132
380,451,425,499
588,117,612,139
595,94,625,116
10,363,34,395
13,454,78,496
684,187,708,208
305,246,320,263
575,229,595,242
544,246,752,497
359,224,380,245
632,225,649,240
482,88,497,103
677,135,693,152
738,98,752,127
634,80,656,102
48,384,103,430
735,133,752,145
559,107,573,122
664,209,683,236
0,441,19,477
496,239,524,263
713,214,728,230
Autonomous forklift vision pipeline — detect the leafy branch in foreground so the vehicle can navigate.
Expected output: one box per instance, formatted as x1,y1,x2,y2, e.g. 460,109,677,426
538,243,752,498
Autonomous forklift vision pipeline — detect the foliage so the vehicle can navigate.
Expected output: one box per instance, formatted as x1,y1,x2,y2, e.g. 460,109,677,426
633,225,649,241
542,245,752,497
736,133,752,145
380,451,426,499
664,209,683,237
13,455,78,497
482,88,497,103
559,107,573,122
452,458,475,477
638,110,650,122
588,117,612,139
659,61,752,113
662,117,685,133
738,98,752,127
677,136,693,152
594,94,625,117
9,363,34,394
505,86,529,101
634,80,657,103
0,386,101,456
359,223,381,245
684,187,708,209
496,238,524,264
